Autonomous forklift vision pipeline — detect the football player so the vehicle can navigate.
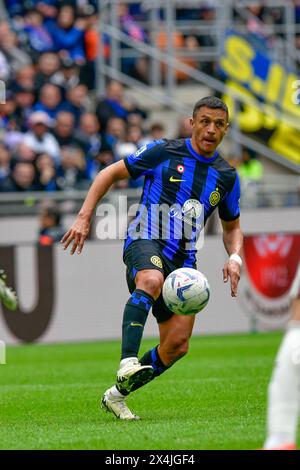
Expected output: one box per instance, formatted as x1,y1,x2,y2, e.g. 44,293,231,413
263,264,300,450
62,97,243,420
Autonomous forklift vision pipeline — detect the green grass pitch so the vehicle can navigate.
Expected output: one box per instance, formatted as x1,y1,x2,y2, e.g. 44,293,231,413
1,332,299,450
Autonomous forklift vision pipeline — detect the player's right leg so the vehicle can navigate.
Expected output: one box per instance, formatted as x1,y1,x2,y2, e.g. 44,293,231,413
0,270,18,311
263,266,300,450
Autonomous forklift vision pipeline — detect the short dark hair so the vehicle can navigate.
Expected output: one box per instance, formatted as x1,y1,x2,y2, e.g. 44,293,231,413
193,96,229,119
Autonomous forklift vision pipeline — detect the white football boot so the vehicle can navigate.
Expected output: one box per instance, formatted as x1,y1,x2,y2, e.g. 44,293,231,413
116,357,154,394
101,386,140,420
0,270,18,311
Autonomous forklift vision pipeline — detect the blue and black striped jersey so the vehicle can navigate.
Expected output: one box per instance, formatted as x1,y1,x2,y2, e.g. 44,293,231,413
124,138,240,265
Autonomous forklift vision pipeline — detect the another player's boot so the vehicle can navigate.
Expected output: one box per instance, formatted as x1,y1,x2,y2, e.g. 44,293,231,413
101,386,140,420
116,357,154,395
0,270,18,311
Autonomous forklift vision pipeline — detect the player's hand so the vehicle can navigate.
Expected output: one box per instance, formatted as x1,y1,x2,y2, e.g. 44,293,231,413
223,260,241,297
61,215,90,255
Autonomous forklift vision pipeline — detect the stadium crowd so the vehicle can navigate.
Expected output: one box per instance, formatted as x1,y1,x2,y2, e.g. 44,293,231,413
0,1,215,193
0,1,299,194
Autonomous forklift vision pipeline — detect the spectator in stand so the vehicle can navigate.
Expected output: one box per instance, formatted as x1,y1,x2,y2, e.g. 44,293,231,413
76,112,113,180
46,5,86,64
12,142,36,164
175,116,193,139
34,52,61,89
237,147,264,209
156,30,201,82
0,161,39,192
38,202,65,245
103,116,127,161
56,146,89,190
23,111,60,162
34,83,66,120
96,81,142,132
35,1,57,19
126,123,144,148
0,91,18,133
0,144,11,183
121,125,146,189
244,4,274,47
23,9,54,56
13,85,35,132
35,152,58,191
52,111,83,149
88,147,114,180
80,5,103,90
0,21,32,74
117,2,147,76
65,84,91,126
5,0,26,17
76,112,102,159
238,147,264,182
0,49,10,81
181,35,201,76
148,122,166,141
51,57,80,91
138,122,166,146
12,64,36,90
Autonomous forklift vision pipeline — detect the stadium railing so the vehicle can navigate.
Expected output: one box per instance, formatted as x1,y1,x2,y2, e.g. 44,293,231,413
96,0,300,175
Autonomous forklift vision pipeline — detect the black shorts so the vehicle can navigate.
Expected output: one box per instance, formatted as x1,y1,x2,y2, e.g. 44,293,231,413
123,239,196,323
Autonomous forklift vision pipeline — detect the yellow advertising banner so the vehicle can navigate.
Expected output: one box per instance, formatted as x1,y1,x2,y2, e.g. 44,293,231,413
219,32,300,166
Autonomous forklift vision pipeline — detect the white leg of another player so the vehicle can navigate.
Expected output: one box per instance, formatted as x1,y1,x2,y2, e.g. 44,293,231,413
264,321,300,449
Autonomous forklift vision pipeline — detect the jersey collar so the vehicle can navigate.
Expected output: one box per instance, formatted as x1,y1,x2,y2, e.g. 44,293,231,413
185,138,219,163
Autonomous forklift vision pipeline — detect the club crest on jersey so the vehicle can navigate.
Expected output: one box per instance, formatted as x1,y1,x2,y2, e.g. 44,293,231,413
209,189,220,206
176,164,185,174
150,256,163,269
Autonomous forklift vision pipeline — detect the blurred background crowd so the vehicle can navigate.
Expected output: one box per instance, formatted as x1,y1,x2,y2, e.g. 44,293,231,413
0,0,299,195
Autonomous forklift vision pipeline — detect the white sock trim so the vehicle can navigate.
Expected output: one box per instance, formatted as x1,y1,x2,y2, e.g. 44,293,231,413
110,385,126,399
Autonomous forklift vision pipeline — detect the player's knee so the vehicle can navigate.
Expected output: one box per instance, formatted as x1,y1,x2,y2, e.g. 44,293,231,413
136,273,163,299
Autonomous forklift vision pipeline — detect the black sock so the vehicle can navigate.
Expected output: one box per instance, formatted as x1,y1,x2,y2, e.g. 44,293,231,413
140,345,169,378
121,289,154,360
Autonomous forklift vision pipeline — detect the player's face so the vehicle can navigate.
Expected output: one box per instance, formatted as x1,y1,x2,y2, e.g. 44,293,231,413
190,107,229,157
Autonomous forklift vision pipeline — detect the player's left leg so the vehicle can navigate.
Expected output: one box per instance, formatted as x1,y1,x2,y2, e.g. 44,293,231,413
0,269,18,311
263,273,300,450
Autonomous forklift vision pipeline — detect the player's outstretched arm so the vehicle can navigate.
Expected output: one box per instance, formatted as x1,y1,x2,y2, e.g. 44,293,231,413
61,160,130,255
221,218,243,297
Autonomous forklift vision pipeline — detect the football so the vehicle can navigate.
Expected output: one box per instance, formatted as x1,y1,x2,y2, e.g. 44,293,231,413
162,267,210,315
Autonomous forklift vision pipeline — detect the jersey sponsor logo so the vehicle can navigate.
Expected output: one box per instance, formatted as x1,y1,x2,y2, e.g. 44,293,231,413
209,189,220,206
150,255,163,269
169,199,203,230
169,175,186,183
182,199,202,220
